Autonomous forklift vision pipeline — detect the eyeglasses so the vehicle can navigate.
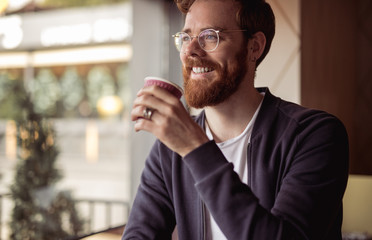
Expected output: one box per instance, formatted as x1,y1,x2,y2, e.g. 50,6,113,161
172,28,247,52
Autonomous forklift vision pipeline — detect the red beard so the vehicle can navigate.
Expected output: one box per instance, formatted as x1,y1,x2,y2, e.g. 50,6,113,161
183,50,248,109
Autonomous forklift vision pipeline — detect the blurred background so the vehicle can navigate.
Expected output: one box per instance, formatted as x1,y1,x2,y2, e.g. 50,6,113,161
0,0,371,239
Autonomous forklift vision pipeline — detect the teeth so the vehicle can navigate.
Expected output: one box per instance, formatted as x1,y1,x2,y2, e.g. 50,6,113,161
192,67,213,73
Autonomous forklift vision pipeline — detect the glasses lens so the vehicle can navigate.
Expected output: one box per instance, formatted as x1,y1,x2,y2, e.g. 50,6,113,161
199,29,219,51
173,30,219,52
174,32,190,52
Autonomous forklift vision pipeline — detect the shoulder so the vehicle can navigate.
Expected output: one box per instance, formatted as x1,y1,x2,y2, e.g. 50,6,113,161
255,88,348,142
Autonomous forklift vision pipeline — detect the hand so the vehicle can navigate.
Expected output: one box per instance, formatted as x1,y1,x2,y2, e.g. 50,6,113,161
131,85,209,157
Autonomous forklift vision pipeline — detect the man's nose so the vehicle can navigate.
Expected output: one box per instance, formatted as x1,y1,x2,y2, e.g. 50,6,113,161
184,37,204,56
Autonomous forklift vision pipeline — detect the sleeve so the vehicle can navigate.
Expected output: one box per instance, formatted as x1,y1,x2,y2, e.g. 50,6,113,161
183,115,349,240
122,140,175,240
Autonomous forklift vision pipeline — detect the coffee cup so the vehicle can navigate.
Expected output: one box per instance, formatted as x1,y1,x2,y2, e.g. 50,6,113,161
144,76,183,99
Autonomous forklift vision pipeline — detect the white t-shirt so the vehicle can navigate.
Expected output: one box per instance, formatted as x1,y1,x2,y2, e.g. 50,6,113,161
204,100,263,240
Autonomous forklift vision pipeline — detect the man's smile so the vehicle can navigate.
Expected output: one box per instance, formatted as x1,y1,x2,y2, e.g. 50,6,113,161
192,67,214,74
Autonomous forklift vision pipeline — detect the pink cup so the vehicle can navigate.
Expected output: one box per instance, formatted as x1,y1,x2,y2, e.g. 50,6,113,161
144,76,183,99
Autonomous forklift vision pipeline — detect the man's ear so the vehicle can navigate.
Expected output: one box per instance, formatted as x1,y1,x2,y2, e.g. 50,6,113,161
248,31,266,62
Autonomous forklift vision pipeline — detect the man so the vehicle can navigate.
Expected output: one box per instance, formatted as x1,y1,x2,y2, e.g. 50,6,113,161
123,0,349,239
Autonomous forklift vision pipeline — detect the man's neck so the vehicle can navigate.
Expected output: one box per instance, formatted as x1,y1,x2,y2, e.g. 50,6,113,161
204,82,263,143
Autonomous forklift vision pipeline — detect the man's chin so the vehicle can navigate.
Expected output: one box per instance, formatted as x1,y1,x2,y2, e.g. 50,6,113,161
184,87,206,109
185,99,207,109
184,87,220,109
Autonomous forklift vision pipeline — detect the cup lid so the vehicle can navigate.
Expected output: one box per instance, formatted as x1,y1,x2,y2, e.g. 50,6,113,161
144,76,183,94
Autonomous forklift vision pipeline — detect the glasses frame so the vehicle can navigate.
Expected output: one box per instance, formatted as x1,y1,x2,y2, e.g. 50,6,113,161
172,29,248,52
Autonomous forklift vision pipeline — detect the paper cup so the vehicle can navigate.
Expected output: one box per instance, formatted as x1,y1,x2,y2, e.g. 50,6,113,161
144,76,183,99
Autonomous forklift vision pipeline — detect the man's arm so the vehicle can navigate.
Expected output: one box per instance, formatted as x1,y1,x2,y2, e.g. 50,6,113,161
184,114,349,240
122,141,176,240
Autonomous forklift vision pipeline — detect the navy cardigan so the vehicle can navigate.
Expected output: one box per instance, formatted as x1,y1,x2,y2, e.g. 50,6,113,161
123,88,349,240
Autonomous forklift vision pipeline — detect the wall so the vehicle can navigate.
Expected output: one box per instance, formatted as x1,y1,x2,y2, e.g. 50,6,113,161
256,0,301,104
301,0,372,234
301,0,372,174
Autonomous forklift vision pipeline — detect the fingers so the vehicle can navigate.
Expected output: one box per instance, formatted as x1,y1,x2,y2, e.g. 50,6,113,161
137,85,180,105
131,104,160,122
132,85,182,121
132,104,159,133
131,84,188,139
131,85,209,156
134,117,155,132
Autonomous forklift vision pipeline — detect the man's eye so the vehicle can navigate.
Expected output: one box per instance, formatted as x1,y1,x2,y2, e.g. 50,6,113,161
205,34,217,40
181,35,190,42
200,31,218,42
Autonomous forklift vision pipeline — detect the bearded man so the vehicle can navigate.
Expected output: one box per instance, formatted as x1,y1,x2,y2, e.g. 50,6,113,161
123,0,349,239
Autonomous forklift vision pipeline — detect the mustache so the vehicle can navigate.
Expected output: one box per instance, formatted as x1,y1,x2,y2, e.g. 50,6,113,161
184,57,217,69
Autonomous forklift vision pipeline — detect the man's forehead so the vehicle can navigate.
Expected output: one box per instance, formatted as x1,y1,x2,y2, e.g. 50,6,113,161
187,0,239,14
184,0,240,31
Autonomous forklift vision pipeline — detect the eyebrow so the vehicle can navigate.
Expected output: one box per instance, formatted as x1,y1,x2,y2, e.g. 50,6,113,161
182,26,225,33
